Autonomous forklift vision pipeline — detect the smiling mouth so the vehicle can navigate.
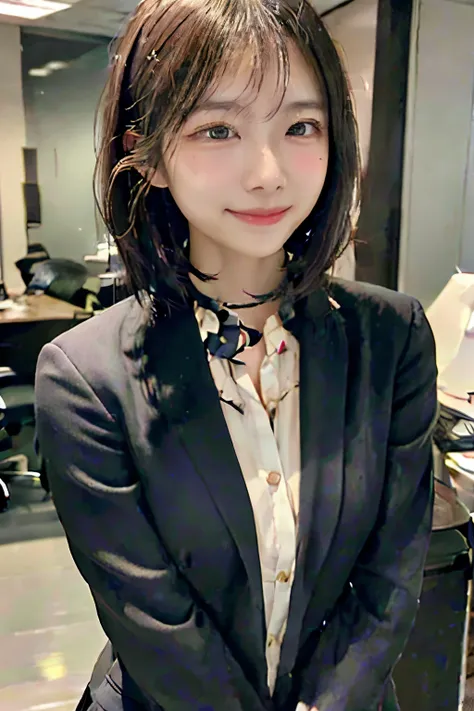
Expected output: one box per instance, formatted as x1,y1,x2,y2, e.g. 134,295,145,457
226,207,291,226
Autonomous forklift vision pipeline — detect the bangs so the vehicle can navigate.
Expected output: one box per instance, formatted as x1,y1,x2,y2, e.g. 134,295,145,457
123,0,307,160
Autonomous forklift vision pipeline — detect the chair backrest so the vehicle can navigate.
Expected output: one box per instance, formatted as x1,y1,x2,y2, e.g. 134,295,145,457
15,243,51,287
0,316,91,378
27,259,91,305
27,243,50,257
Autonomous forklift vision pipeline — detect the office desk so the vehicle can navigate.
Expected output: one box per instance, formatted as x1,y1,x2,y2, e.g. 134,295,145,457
0,294,89,325
0,296,91,375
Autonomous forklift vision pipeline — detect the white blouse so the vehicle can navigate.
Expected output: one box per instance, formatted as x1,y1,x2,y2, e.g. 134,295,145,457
196,306,301,696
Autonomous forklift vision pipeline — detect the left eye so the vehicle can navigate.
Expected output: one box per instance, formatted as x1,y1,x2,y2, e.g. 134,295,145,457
287,121,319,137
206,125,236,140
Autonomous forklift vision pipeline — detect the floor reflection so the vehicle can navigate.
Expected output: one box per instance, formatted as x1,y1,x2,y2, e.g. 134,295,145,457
2,477,474,711
0,480,105,711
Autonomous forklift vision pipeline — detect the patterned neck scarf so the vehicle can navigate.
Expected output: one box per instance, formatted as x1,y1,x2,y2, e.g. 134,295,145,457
189,281,295,363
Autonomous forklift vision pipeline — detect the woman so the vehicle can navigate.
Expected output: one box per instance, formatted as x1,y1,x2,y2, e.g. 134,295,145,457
35,1,438,710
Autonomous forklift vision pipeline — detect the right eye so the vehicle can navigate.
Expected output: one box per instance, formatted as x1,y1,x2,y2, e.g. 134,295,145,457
203,125,236,140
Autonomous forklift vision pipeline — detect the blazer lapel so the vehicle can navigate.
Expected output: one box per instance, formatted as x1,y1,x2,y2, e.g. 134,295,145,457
279,292,348,674
142,304,265,622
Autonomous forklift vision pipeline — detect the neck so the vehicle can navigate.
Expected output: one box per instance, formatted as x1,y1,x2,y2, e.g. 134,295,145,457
189,238,285,331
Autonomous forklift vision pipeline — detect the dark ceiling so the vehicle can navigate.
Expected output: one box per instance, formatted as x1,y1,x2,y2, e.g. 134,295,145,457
19,0,352,74
21,28,109,74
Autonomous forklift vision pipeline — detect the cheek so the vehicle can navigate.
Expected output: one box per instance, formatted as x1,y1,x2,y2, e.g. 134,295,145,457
290,143,329,182
173,148,234,188
166,149,235,224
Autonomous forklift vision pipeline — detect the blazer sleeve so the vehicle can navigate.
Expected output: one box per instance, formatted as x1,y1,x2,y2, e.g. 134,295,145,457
35,343,267,711
296,299,438,711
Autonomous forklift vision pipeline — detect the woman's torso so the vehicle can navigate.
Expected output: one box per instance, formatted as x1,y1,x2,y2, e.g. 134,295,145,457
40,278,418,707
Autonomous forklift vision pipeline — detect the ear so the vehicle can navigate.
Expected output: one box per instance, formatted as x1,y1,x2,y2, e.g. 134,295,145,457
123,129,169,189
123,129,140,154
147,167,168,189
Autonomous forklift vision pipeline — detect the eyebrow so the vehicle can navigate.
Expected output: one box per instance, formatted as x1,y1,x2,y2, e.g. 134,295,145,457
193,99,325,114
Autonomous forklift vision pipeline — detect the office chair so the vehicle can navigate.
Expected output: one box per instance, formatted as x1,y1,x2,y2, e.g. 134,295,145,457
0,315,92,509
15,243,50,288
27,259,101,311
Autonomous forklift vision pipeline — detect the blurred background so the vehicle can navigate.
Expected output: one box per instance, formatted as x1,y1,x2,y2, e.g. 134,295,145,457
0,0,473,710
1,0,473,303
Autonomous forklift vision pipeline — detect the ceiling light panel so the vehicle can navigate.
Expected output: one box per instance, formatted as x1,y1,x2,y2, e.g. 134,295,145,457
0,0,71,20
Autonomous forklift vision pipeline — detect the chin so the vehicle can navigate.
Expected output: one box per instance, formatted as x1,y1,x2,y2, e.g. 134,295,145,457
226,232,290,260
234,244,287,261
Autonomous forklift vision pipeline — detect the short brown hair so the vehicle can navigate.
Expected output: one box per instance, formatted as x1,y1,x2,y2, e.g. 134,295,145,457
94,0,360,308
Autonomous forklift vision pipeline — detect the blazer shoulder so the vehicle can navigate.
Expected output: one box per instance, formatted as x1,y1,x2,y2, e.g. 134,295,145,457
328,278,418,325
53,295,139,348
324,279,429,364
38,296,145,386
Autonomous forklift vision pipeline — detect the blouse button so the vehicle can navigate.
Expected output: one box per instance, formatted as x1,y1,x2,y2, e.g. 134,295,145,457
267,470,281,486
267,401,278,416
276,570,290,583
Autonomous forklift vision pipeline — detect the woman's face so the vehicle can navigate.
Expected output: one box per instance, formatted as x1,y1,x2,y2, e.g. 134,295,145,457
153,44,329,261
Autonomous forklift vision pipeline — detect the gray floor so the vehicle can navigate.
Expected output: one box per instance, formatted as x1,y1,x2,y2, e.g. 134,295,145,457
2,476,474,711
0,479,105,711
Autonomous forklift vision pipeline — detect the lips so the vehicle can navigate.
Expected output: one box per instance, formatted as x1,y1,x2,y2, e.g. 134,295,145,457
226,207,291,226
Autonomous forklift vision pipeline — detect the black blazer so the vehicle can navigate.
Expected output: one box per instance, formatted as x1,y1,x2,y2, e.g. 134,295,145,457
35,278,438,711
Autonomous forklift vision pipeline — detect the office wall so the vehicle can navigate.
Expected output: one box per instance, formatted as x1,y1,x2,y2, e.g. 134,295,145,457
23,44,109,262
324,0,377,172
322,0,377,281
461,101,474,272
0,24,28,291
399,0,474,306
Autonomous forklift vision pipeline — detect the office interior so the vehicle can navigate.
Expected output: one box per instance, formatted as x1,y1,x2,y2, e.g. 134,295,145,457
0,0,473,709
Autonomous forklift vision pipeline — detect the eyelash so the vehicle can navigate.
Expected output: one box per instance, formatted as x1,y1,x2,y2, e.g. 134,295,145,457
192,120,323,141
287,120,323,137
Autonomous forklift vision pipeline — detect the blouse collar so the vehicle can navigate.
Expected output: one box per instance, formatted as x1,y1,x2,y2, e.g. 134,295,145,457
190,282,295,363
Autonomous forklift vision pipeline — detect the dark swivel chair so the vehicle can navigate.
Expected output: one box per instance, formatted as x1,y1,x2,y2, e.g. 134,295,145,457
27,259,101,311
0,315,92,510
15,242,50,288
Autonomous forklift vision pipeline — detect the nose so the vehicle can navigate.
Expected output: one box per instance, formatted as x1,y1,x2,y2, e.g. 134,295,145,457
242,143,286,193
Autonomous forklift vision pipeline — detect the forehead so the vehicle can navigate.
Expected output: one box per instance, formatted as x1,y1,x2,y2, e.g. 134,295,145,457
199,42,324,114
